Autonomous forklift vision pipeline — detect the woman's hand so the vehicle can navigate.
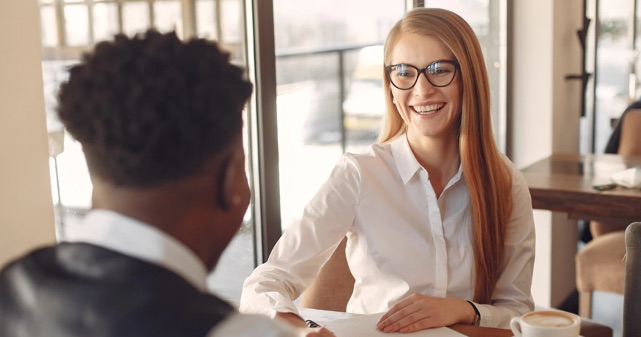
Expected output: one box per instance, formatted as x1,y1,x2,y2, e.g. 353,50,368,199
375,294,474,333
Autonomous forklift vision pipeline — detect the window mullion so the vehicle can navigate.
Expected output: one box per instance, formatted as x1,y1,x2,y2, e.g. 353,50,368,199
181,0,197,38
148,0,155,29
87,0,95,45
54,0,67,47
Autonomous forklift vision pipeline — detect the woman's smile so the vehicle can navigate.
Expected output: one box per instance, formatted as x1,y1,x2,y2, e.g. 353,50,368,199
412,102,445,115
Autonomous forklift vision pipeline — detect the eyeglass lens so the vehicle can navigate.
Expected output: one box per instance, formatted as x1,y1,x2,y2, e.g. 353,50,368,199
387,61,457,90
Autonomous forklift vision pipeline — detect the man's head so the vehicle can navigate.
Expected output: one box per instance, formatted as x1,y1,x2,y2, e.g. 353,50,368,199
58,30,252,187
57,30,253,269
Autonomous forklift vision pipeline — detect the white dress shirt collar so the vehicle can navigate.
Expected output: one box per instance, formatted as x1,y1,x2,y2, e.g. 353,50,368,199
390,134,423,184
390,133,463,185
63,209,209,292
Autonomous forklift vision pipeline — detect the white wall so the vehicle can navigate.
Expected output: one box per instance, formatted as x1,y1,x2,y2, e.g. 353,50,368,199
0,1,56,267
511,0,583,307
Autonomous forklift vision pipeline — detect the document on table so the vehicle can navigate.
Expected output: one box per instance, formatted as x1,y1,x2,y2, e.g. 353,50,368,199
306,311,465,337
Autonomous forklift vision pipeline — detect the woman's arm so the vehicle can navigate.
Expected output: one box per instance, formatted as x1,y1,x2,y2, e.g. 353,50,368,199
239,155,361,318
619,109,641,156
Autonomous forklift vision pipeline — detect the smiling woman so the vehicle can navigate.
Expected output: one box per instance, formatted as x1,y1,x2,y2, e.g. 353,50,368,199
240,7,533,333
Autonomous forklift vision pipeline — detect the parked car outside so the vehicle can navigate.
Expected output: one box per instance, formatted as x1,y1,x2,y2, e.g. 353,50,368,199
342,45,385,142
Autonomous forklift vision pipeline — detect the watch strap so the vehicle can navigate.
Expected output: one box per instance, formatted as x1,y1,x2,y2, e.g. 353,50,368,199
466,300,481,326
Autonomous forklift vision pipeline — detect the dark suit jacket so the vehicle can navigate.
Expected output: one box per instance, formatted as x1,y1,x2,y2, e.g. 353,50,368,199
0,242,233,337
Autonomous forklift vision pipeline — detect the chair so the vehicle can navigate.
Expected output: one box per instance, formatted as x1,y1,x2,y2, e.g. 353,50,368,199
576,230,626,317
301,237,612,337
623,222,641,337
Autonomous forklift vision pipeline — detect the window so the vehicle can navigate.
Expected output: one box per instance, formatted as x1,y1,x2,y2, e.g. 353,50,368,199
583,0,641,154
273,1,407,231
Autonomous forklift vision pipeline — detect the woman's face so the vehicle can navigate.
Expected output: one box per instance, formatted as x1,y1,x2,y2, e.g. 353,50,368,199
388,33,462,141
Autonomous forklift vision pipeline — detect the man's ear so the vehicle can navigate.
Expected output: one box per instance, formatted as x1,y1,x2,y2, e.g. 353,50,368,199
217,153,241,211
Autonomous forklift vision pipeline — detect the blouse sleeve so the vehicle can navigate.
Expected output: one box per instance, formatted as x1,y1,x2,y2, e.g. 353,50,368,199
239,154,361,318
475,158,536,328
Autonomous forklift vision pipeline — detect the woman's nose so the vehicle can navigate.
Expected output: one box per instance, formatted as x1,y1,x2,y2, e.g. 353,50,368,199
413,72,438,95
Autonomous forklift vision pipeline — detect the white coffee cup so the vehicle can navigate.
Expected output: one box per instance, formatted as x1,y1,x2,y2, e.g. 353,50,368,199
510,310,581,337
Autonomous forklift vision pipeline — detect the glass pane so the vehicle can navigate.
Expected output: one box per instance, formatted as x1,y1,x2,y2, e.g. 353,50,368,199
154,0,183,36
40,6,58,47
122,2,150,36
196,0,217,40
274,0,405,231
41,59,93,238
41,60,73,132
426,0,489,29
93,3,119,42
276,54,345,227
56,135,93,210
64,0,85,2
343,46,385,146
220,0,241,43
40,0,54,5
595,0,632,153
64,5,90,46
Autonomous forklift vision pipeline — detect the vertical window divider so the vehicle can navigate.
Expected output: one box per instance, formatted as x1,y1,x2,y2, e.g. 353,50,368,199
245,0,282,264
181,0,197,38
54,0,66,47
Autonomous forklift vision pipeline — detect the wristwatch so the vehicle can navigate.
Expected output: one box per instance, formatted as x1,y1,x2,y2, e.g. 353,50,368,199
466,300,481,326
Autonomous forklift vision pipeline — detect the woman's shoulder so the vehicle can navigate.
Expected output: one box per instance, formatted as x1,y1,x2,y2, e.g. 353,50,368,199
497,153,518,172
337,142,398,179
343,142,394,161
496,153,530,191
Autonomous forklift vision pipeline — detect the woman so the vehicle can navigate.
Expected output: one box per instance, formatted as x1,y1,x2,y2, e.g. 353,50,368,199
240,8,535,332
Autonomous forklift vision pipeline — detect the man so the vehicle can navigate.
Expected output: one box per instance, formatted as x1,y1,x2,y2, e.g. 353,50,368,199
0,30,332,337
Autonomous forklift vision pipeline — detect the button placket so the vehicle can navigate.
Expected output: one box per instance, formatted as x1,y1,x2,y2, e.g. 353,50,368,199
420,168,448,297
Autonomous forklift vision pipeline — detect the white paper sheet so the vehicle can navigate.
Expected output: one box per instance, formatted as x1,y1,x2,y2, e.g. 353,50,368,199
611,167,641,188
301,310,465,337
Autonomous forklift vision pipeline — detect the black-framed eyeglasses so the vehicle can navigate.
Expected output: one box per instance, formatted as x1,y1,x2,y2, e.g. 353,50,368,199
385,60,459,90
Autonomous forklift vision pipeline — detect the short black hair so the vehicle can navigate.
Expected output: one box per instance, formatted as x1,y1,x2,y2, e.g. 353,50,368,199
57,30,253,187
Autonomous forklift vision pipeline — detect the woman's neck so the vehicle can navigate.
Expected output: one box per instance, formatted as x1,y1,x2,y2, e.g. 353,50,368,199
406,132,460,197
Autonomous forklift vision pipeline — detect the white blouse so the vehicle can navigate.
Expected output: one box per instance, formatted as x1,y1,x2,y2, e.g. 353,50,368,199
240,134,535,328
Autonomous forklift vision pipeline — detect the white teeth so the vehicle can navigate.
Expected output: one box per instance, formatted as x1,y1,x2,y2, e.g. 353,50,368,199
413,103,444,114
